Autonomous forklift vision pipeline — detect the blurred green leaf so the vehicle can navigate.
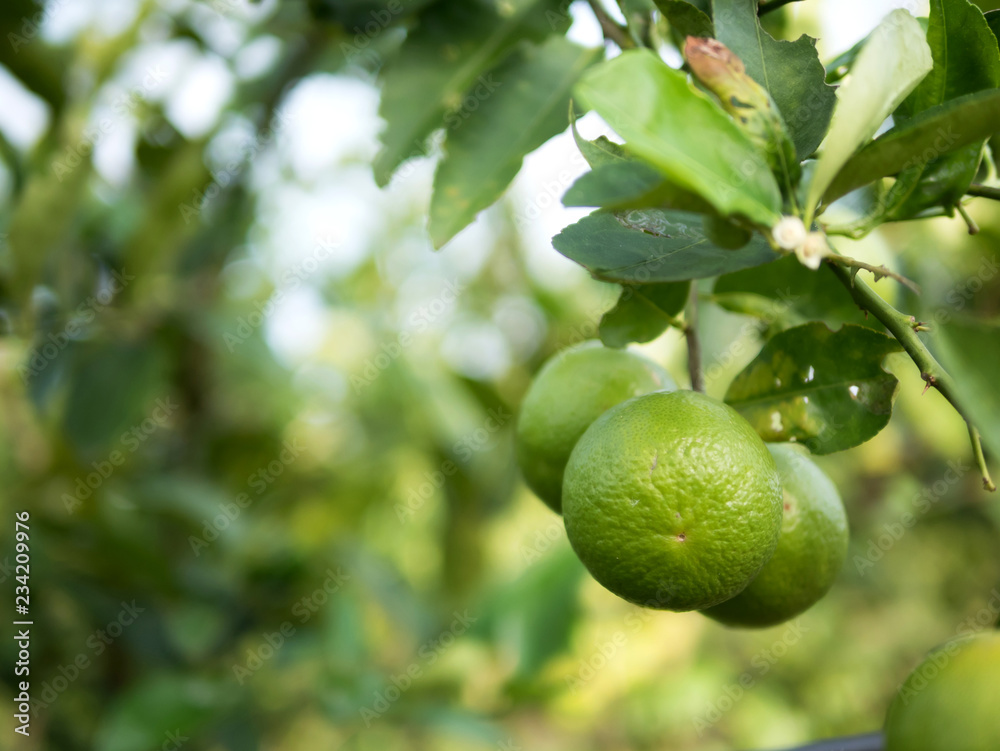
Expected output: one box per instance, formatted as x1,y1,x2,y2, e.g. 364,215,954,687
552,208,779,283
933,317,1000,459
806,10,932,214
575,49,782,225
713,0,835,159
599,281,689,347
725,323,901,453
654,0,714,39
429,36,601,247
373,0,569,186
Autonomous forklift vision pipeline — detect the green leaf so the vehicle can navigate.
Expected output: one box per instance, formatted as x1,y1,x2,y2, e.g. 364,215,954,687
599,281,690,347
575,49,782,226
804,10,933,217
428,37,601,247
822,88,1000,203
876,0,1000,221
933,317,1000,460
712,0,835,159
654,0,714,39
713,254,874,331
552,208,779,283
562,161,714,212
724,323,902,454
373,0,568,186
987,10,1000,47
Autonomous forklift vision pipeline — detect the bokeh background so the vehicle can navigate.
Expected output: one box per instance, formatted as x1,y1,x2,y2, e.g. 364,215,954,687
1,1,999,749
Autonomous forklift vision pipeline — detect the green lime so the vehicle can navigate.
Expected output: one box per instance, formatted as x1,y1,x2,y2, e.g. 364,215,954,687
701,443,848,627
516,341,674,514
885,631,1000,751
562,390,782,611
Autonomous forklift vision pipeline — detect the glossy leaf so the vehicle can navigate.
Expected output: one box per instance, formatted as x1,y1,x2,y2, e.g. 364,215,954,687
933,318,1000,459
575,49,782,226
823,88,1000,203
655,0,714,39
552,208,779,283
373,0,568,186
879,0,1000,221
988,9,1000,46
725,323,902,453
562,161,714,212
713,255,874,330
713,0,835,159
805,10,932,215
429,37,601,247
599,281,690,347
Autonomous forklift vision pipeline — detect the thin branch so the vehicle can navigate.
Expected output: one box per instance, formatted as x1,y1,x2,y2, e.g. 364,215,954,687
754,732,884,751
684,282,704,393
586,0,635,49
967,183,1000,202
828,262,996,492
955,202,980,235
824,254,922,295
971,425,997,491
758,0,806,15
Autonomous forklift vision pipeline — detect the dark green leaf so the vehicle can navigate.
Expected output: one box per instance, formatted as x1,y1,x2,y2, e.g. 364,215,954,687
713,254,874,330
562,161,714,212
933,317,1000,459
822,88,1000,204
575,49,782,225
429,37,601,247
988,9,1000,47
599,281,689,347
552,208,779,283
373,0,568,186
654,0,714,39
724,323,902,453
713,0,836,159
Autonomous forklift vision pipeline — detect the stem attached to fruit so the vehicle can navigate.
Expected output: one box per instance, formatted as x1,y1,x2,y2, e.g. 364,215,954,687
828,263,996,492
684,283,705,393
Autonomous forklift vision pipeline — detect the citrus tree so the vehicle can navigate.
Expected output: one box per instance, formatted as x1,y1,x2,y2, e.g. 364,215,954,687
361,0,1000,747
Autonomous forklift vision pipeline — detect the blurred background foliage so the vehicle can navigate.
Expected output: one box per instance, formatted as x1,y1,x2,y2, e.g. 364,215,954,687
0,1,998,750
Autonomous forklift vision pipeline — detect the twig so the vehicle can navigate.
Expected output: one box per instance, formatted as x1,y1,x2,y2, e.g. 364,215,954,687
684,282,704,393
586,0,635,49
758,0,806,15
753,731,884,751
966,183,1000,202
824,253,921,295
970,425,997,491
955,202,980,235
828,263,996,492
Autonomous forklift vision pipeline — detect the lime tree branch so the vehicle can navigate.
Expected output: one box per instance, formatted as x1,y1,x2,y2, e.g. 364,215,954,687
758,0,806,15
586,0,635,49
828,263,996,491
685,282,704,393
967,183,1000,202
824,254,921,294
756,731,884,751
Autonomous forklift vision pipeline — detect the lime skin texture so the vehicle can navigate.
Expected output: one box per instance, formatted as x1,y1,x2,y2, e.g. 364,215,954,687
884,631,1000,751
562,390,783,612
516,341,675,514
702,443,849,628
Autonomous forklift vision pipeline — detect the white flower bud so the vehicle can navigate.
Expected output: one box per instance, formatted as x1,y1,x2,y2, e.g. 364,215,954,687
771,216,807,251
795,231,830,270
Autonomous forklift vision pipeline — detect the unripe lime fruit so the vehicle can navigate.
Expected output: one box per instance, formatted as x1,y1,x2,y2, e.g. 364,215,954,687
885,631,1000,751
701,443,848,627
562,390,782,611
515,341,675,513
